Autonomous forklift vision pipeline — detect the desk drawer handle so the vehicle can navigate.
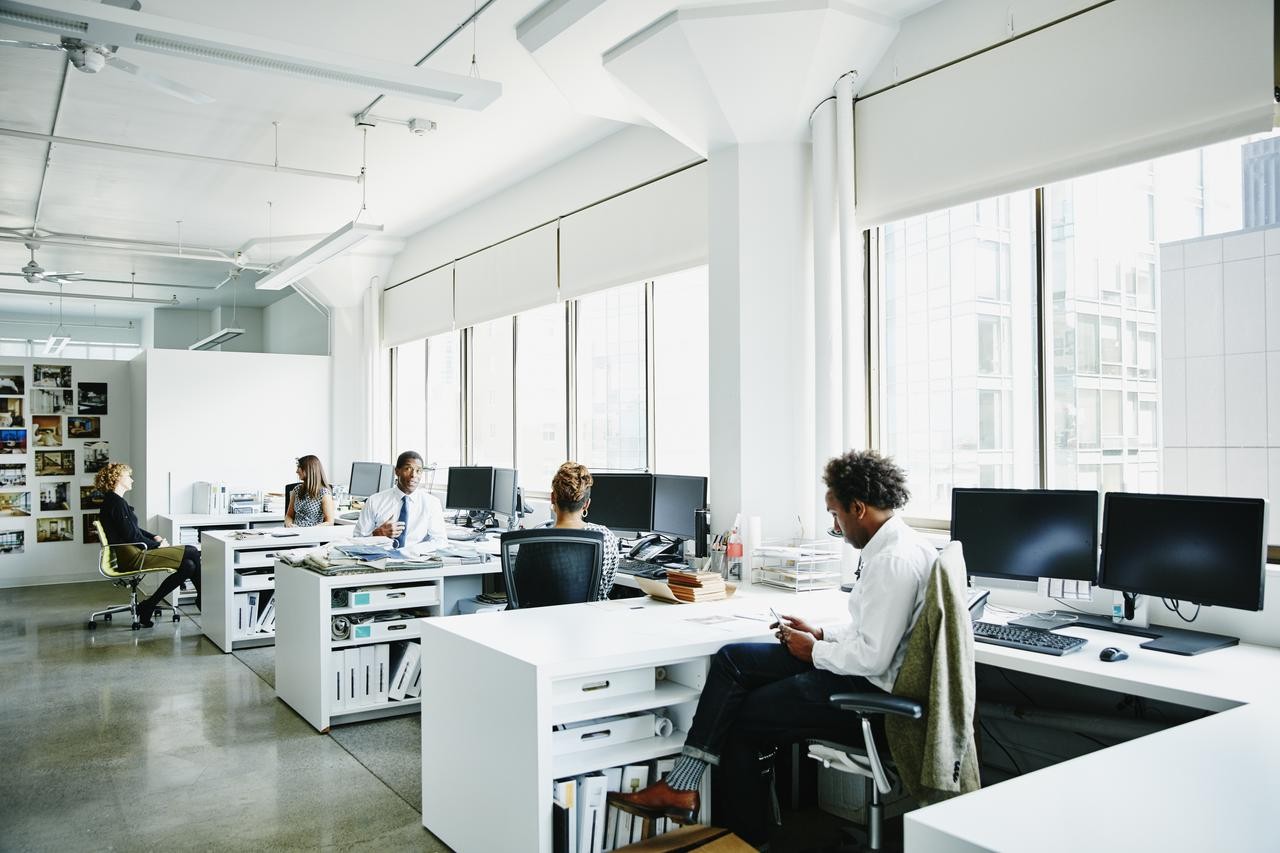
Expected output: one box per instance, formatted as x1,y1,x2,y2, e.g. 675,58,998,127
581,680,610,693
386,592,406,599
386,623,407,632
580,729,611,741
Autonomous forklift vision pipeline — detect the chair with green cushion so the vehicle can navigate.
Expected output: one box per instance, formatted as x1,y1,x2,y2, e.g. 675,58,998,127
86,519,180,631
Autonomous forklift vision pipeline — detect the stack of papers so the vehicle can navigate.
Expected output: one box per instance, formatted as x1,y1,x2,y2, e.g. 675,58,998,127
664,569,728,602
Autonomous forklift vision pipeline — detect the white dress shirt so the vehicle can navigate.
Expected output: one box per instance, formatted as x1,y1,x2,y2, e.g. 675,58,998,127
811,515,936,692
354,486,447,552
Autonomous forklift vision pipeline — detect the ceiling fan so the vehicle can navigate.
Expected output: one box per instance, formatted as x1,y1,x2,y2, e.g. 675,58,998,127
0,1,214,104
20,243,83,285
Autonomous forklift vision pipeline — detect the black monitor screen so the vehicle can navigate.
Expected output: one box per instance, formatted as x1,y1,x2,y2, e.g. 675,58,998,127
349,462,387,498
652,475,707,540
492,468,518,518
1099,493,1267,611
446,466,495,511
587,473,654,532
951,488,1099,582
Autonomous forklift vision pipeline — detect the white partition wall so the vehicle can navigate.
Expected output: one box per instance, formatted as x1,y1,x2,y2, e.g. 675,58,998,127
131,349,332,528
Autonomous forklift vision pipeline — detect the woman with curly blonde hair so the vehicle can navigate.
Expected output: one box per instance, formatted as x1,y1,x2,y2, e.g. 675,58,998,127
95,462,201,627
550,462,620,599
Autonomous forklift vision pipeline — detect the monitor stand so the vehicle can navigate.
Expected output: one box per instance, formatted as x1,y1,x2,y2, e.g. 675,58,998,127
1042,611,1239,656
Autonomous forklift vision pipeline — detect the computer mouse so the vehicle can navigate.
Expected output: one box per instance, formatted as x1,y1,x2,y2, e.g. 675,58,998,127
1099,646,1129,662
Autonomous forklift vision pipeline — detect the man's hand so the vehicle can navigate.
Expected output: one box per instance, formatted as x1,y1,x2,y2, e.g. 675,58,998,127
372,515,405,539
774,613,824,642
779,624,817,663
155,536,169,547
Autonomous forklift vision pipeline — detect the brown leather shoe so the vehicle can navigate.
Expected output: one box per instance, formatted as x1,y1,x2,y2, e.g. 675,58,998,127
607,780,700,825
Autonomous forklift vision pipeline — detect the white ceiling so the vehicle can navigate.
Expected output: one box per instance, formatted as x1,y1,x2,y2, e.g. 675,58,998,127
0,0,624,322
0,0,942,328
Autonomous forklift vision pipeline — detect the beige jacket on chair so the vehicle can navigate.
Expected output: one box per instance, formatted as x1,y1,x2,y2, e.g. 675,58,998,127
884,541,981,805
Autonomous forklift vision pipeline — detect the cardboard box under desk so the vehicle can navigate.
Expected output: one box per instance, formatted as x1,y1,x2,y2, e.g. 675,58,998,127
615,825,754,851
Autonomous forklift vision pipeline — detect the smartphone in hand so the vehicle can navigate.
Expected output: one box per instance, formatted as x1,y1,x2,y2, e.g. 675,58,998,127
769,607,787,643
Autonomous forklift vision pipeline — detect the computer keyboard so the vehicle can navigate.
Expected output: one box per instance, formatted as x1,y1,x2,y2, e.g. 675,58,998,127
972,621,1087,656
615,558,667,580
447,529,486,542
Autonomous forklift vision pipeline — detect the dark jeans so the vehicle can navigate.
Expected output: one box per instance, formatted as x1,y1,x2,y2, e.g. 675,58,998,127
683,642,882,845
144,545,201,608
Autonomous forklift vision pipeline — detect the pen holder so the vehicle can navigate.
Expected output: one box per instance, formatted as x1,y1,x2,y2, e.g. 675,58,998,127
708,549,726,579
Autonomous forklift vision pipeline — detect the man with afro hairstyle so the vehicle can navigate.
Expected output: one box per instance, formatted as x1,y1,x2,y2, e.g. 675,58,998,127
609,450,936,847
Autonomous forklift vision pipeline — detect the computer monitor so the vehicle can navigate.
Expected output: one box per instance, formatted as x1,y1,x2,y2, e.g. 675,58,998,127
1099,492,1267,612
951,488,1099,582
586,473,654,532
651,474,708,540
349,462,391,499
492,467,518,520
446,466,496,512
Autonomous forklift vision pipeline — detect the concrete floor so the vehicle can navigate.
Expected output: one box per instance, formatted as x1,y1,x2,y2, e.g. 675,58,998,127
0,582,446,852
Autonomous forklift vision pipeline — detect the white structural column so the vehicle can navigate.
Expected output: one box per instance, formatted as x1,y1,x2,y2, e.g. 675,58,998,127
708,143,811,540
834,72,866,451
810,97,841,523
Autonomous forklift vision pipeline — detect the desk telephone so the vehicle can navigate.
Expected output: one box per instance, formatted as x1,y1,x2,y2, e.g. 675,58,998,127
627,533,676,562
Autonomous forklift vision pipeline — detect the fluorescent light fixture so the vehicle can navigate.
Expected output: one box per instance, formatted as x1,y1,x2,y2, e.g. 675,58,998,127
254,221,383,291
189,327,245,351
43,335,70,356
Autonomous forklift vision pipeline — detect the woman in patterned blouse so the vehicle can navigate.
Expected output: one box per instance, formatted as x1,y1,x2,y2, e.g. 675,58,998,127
551,461,620,599
285,454,335,527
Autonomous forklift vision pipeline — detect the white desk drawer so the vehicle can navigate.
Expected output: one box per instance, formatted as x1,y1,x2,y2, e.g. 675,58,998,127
351,615,420,642
235,570,274,591
552,667,655,704
346,584,439,609
551,712,656,755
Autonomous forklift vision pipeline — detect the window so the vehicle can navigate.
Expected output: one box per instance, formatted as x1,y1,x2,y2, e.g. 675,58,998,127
575,282,647,471
425,332,461,474
515,303,567,491
470,317,514,467
1101,390,1123,439
878,191,1039,520
651,266,710,475
393,339,426,454
1076,315,1100,374
1077,389,1100,450
1099,317,1122,375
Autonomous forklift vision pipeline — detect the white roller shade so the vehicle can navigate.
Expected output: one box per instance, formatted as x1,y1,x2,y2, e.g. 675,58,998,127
454,223,558,328
560,164,708,298
854,0,1275,226
382,264,453,347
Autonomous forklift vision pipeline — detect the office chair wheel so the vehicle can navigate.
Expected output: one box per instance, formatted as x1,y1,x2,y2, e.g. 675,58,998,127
86,620,96,630
171,612,180,623
131,621,141,631
103,613,112,622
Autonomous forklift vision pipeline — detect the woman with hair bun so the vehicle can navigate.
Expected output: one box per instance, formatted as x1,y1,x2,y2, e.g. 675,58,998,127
550,461,620,599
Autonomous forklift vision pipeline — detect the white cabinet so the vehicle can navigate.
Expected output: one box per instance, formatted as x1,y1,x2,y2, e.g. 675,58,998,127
154,512,284,608
200,526,352,653
275,559,500,732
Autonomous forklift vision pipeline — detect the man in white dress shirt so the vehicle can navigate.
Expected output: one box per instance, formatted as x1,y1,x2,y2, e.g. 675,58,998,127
609,450,936,846
354,451,446,553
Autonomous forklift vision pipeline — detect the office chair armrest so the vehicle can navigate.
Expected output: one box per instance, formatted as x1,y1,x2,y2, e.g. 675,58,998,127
830,692,923,720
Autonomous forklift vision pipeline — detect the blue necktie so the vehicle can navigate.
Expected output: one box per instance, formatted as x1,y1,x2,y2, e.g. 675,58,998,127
394,496,409,548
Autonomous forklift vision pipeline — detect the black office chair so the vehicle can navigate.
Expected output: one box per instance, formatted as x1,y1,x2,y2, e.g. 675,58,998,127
499,528,606,609
285,481,300,510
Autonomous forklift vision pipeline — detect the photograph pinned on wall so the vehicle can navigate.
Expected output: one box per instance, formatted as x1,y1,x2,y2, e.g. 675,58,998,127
66,415,100,439
83,441,109,474
0,397,23,429
0,528,23,554
0,369,23,396
32,364,72,388
0,430,27,454
32,415,61,447
35,450,74,476
82,513,99,545
39,480,70,512
0,463,24,488
80,485,106,509
36,516,73,543
0,492,31,517
31,388,73,415
77,383,107,415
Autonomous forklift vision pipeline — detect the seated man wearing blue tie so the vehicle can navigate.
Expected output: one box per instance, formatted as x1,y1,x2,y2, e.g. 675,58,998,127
354,451,446,551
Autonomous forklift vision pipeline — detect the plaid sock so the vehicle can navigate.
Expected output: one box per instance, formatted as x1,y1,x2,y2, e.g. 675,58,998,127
665,755,706,791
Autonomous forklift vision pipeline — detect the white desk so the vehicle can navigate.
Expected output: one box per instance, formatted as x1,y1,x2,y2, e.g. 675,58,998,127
153,512,284,607
907,622,1280,852
420,589,1280,853
418,586,847,853
275,557,501,732
200,526,353,653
